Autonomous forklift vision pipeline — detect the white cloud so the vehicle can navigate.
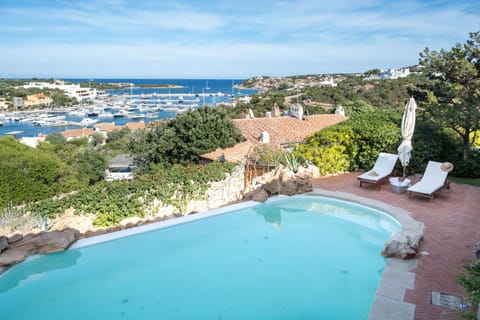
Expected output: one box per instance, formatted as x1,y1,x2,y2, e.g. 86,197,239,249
0,35,426,78
0,0,478,77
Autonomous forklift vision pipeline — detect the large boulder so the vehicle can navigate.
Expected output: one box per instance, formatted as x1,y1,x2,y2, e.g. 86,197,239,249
0,229,78,266
280,179,313,195
264,177,281,195
0,236,9,253
382,231,423,259
252,188,269,202
296,165,321,179
49,214,94,234
119,216,143,229
8,232,23,244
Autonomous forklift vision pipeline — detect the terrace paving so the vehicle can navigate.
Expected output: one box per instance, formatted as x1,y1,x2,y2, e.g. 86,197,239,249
309,172,480,320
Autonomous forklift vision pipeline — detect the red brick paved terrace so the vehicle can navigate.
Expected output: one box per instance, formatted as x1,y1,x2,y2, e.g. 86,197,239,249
310,172,480,320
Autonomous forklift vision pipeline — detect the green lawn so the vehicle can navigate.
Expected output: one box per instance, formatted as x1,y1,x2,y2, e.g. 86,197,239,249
450,177,480,187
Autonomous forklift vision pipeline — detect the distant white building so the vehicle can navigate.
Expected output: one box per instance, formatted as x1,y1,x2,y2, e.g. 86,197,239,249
105,154,136,181
23,81,101,102
335,106,345,116
319,77,337,87
289,104,304,120
380,68,410,80
364,68,410,81
19,135,46,148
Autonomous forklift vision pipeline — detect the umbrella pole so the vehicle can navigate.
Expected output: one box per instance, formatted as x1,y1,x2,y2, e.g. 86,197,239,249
402,166,407,179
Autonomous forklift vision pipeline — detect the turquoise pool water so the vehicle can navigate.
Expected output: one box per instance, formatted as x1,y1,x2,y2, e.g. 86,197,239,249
0,195,400,320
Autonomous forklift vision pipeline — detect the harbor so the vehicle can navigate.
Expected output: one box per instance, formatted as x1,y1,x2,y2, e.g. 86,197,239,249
0,79,257,138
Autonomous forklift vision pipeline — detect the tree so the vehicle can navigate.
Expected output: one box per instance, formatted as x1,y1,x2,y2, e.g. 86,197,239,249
128,106,244,171
73,149,108,185
0,136,74,207
91,132,105,147
170,106,244,163
128,121,177,172
340,100,376,118
364,68,382,76
419,31,480,160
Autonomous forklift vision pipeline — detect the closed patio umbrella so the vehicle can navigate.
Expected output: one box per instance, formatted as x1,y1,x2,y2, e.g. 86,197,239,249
398,97,417,178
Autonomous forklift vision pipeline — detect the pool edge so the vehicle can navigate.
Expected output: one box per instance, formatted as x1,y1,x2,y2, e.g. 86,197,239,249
70,199,263,249
307,188,418,320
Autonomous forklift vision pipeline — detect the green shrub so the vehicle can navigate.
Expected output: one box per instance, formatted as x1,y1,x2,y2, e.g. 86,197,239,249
251,145,283,166
28,161,238,227
0,136,74,208
453,159,480,178
295,125,357,175
295,109,463,176
283,154,301,173
458,261,480,319
406,120,461,175
295,110,400,175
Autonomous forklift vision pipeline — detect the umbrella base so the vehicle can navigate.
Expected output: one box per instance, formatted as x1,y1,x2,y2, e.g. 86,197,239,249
391,185,408,194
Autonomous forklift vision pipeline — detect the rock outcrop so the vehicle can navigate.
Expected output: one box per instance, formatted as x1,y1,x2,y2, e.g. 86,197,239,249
0,229,78,266
0,236,9,254
280,179,313,195
381,231,423,259
49,213,94,234
252,188,269,202
251,169,313,202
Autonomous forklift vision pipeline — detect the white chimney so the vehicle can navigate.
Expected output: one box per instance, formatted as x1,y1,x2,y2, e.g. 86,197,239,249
290,104,304,120
260,131,270,143
335,106,345,116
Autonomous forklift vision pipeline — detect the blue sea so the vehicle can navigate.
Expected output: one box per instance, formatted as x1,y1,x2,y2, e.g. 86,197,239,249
0,79,256,138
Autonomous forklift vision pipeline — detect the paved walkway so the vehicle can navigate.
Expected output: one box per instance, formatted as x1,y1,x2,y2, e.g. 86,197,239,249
310,173,480,320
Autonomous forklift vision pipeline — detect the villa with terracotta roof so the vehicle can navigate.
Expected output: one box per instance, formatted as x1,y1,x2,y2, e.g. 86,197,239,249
23,93,53,108
60,121,147,142
201,109,347,162
124,121,147,130
61,128,96,141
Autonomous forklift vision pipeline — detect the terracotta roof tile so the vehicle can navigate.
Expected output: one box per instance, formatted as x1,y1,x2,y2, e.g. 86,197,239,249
60,128,95,138
95,121,147,132
233,114,347,145
95,122,119,132
201,141,254,162
124,121,146,130
200,114,347,162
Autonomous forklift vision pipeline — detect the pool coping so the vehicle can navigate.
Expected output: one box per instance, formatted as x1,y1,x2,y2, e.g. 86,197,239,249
307,189,420,320
70,199,261,249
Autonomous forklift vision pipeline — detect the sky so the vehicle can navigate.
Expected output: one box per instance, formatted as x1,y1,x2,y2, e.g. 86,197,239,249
1,0,479,79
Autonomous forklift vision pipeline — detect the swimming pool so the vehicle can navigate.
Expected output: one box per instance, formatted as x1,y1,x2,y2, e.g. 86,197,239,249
0,195,400,320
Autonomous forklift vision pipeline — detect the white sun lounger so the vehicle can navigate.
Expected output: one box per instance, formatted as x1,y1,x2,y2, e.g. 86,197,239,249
407,161,451,201
357,152,398,189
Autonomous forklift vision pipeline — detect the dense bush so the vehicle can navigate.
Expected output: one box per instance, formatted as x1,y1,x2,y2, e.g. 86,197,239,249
295,125,357,175
453,159,480,178
129,106,243,171
407,119,462,175
295,109,463,176
0,136,74,208
295,110,401,175
26,161,237,228
458,261,480,319
340,99,376,118
348,111,401,169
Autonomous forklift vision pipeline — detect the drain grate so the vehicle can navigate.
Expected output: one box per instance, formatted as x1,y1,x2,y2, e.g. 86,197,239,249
431,291,463,310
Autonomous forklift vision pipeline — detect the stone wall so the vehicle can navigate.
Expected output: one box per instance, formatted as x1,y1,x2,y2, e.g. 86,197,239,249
186,164,245,213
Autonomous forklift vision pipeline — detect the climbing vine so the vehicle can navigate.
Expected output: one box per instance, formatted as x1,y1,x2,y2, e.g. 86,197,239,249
23,161,237,228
